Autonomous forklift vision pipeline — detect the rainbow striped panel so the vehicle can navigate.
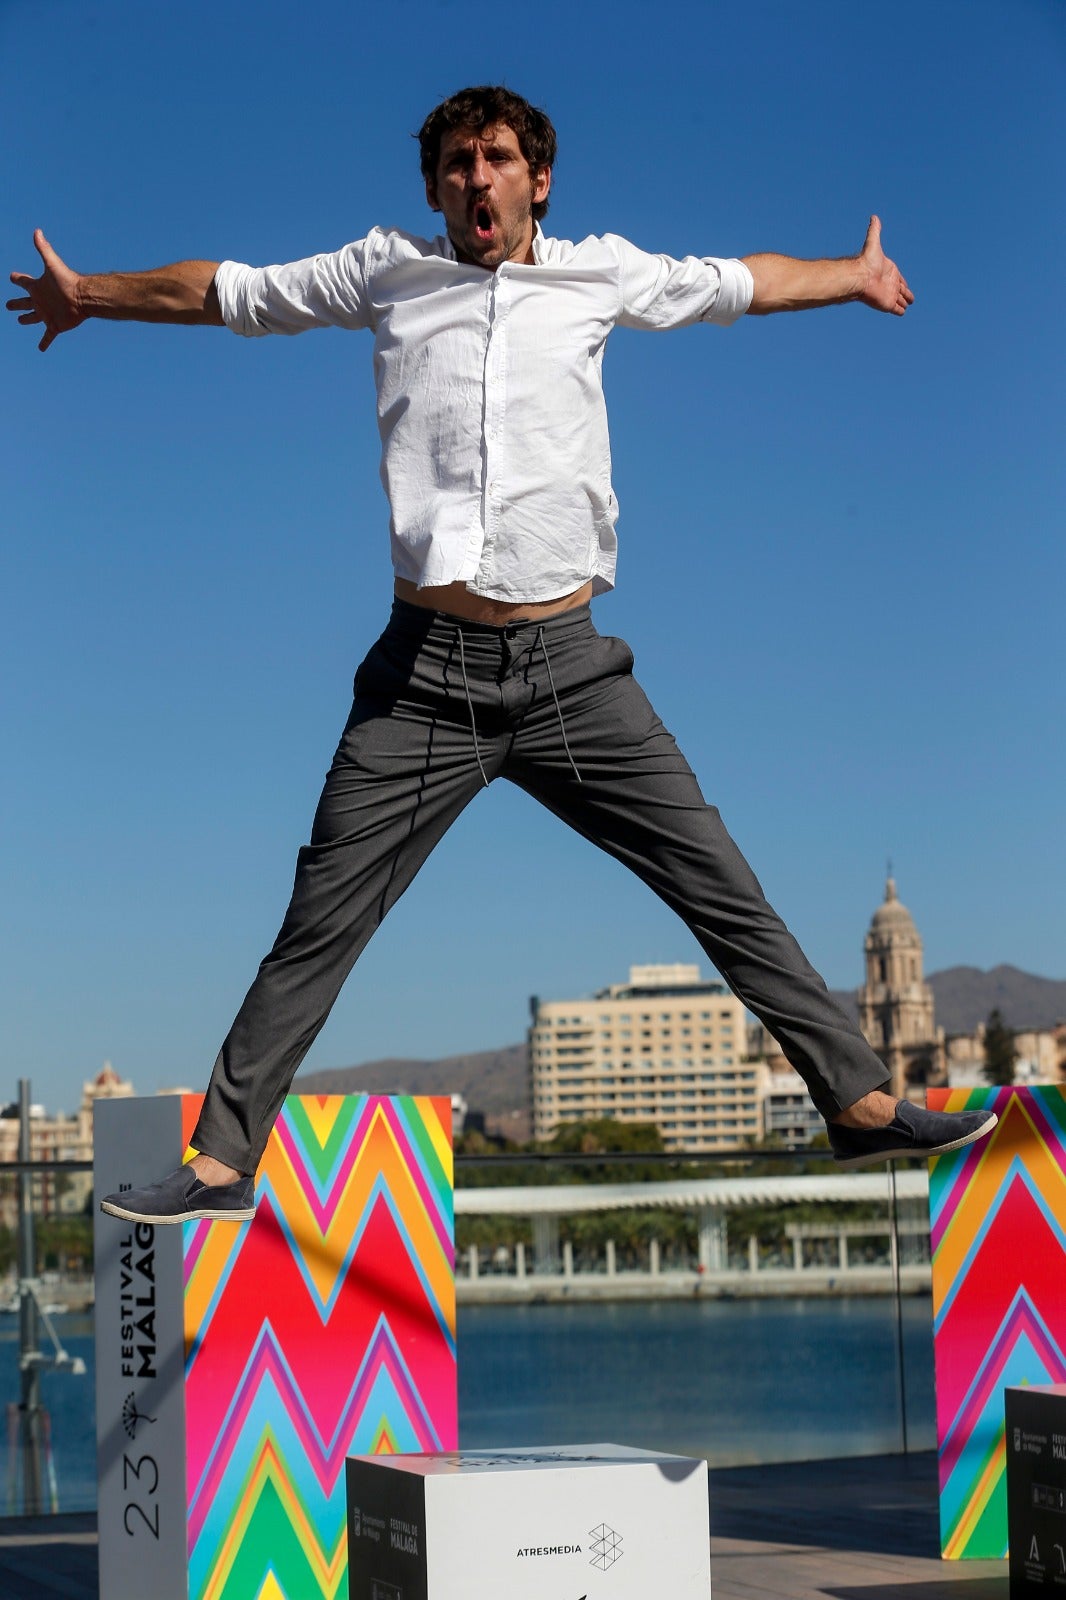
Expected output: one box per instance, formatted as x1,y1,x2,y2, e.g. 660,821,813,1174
930,1085,1066,1560
180,1094,457,1599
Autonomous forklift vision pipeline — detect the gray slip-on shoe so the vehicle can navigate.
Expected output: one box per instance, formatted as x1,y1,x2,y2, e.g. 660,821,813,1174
828,1100,998,1169
99,1165,256,1223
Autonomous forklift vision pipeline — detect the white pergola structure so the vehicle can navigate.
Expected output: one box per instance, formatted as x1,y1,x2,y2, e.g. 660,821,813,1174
455,1170,930,1276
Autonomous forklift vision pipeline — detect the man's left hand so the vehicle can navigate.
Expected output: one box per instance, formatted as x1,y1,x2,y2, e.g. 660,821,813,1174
858,216,914,316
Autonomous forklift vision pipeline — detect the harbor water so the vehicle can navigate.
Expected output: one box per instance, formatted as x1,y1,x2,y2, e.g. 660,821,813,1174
1,1294,935,1514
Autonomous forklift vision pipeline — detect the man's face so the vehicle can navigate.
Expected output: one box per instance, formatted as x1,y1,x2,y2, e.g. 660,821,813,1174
427,122,551,269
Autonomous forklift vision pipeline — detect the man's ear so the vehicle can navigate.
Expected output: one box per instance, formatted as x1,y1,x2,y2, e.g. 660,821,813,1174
425,176,440,213
532,165,551,207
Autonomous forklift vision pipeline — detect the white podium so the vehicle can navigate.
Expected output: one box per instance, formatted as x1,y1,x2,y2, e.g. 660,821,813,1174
345,1443,712,1599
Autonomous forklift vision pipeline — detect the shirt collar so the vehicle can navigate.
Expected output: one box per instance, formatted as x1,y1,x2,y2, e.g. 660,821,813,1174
441,222,545,267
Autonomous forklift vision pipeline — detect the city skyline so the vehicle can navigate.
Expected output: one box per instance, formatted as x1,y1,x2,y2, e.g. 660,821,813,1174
17,932,1064,1124
10,945,1062,1163
3,0,1062,1113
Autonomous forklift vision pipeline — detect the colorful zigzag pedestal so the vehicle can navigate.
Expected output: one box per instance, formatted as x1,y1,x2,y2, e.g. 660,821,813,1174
930,1085,1066,1560
94,1094,457,1600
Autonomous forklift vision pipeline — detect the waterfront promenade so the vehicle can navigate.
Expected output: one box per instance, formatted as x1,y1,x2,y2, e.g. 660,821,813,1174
0,1452,1008,1598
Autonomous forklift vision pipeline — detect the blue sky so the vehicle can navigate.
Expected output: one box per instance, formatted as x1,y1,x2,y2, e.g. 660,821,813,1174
3,0,1063,1113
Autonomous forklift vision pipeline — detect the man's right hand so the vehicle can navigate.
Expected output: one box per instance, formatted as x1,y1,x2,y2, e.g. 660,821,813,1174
8,234,222,346
7,229,83,352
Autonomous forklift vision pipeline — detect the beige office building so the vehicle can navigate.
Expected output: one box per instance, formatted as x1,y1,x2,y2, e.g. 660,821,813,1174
530,963,756,1151
0,1063,135,1221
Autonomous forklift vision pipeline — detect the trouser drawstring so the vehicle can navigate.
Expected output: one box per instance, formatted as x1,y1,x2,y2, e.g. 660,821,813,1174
457,627,490,788
456,619,582,787
536,624,583,783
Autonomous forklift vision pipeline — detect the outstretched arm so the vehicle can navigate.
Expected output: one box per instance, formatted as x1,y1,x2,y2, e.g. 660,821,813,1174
743,216,913,317
7,229,223,352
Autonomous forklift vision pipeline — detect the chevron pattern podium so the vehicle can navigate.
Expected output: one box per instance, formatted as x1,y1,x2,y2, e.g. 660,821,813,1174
94,1093,457,1600
930,1085,1066,1560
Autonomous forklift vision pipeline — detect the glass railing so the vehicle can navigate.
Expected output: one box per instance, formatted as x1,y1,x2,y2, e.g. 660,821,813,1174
452,1147,935,1466
0,1156,95,1516
0,1143,936,1517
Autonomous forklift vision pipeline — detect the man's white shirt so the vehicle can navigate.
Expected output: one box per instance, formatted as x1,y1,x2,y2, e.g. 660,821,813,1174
214,227,753,602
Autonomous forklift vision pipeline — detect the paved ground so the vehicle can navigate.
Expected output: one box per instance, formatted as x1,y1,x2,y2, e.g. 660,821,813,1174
708,1452,1008,1599
0,1510,97,1600
1,1452,1009,1598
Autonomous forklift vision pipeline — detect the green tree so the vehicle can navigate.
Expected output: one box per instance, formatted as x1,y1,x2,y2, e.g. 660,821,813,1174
983,1009,1017,1087
454,1126,517,1158
540,1118,664,1156
35,1214,93,1275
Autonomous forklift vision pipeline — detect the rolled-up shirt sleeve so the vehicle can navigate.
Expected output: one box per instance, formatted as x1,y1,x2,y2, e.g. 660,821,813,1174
608,234,754,330
214,233,378,337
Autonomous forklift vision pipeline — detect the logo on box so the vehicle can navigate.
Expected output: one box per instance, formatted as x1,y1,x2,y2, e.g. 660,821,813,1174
121,1392,157,1440
589,1523,623,1570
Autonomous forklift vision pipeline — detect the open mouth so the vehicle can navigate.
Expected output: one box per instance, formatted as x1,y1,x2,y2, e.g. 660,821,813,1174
474,204,495,241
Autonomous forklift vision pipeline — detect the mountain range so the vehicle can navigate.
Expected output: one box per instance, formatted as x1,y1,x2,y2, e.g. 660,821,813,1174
830,964,1066,1035
294,964,1065,1125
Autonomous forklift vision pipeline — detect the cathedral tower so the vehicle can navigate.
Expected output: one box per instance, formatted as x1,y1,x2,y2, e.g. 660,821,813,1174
858,877,945,1099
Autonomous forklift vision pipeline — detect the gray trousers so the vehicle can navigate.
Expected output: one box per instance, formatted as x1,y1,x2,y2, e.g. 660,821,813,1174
192,600,888,1171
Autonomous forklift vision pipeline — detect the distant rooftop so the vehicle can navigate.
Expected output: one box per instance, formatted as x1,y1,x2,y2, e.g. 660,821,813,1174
597,962,727,1001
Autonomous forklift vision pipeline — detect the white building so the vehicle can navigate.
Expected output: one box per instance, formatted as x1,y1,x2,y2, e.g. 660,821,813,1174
945,1024,1060,1088
0,1063,135,1220
760,1066,825,1145
529,964,756,1152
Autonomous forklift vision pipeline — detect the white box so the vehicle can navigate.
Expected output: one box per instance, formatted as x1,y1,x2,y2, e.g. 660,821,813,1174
345,1443,711,1600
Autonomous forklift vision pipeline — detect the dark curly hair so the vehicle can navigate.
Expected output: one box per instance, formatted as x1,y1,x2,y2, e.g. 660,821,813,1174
417,86,557,222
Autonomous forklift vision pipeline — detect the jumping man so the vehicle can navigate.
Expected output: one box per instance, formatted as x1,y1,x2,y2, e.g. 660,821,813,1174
8,85,996,1224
